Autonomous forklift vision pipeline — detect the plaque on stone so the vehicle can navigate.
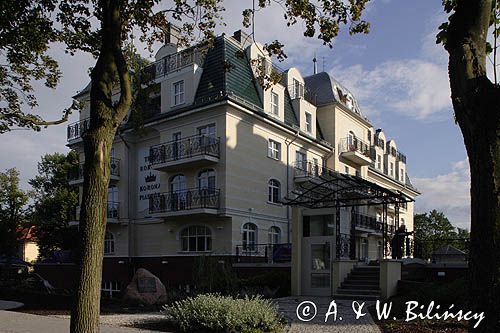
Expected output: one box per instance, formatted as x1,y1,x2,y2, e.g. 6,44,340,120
137,277,157,293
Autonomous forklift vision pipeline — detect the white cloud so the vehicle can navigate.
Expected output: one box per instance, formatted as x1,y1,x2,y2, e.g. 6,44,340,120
329,11,452,121
331,57,450,121
412,159,471,229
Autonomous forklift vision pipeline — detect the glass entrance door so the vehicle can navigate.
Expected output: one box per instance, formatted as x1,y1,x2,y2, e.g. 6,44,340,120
301,236,333,296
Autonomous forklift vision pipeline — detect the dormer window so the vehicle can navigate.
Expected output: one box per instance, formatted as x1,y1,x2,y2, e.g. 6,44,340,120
173,80,185,106
305,112,312,133
270,91,279,116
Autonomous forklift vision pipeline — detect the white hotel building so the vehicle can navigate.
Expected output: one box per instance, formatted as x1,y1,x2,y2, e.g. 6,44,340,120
66,29,419,296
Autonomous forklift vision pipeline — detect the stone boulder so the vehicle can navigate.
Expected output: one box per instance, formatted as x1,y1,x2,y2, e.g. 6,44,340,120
123,268,167,305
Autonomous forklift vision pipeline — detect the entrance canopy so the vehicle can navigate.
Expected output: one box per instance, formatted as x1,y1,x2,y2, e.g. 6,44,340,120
283,170,413,208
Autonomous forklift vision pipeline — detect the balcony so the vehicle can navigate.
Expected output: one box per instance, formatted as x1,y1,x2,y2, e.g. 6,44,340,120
339,137,372,166
353,213,395,234
68,201,120,225
288,82,317,105
149,188,220,217
67,118,90,143
235,243,292,264
293,160,334,182
144,48,205,81
149,135,220,172
68,158,120,185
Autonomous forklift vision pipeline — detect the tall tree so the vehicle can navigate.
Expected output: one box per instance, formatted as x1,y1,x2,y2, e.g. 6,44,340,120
438,1,500,330
29,152,79,259
414,210,466,260
2,1,370,332
0,168,30,278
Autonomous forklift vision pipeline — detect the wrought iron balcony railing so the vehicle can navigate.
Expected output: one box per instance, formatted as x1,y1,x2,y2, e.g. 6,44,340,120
352,213,396,234
288,82,317,105
149,188,220,214
107,201,119,219
68,158,120,182
339,137,371,157
235,243,292,263
67,118,90,142
148,134,220,166
144,48,205,80
294,160,335,179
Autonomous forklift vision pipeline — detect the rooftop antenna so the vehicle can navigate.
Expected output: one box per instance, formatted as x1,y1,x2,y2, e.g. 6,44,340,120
313,53,317,75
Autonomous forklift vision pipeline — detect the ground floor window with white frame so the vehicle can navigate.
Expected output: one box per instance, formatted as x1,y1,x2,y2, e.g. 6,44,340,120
268,226,281,245
101,281,120,298
181,225,212,252
242,222,257,252
104,231,114,255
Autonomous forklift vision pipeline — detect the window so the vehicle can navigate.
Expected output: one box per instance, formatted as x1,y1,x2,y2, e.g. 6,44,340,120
268,139,281,160
104,232,114,254
198,169,216,191
312,157,320,176
390,162,394,176
377,155,382,169
400,169,404,182
292,78,301,99
268,226,281,245
101,281,120,298
170,174,187,193
296,151,306,170
270,91,279,115
242,223,257,251
268,179,281,204
368,130,372,144
173,80,185,106
198,124,216,138
181,226,212,252
107,186,119,218
198,124,216,146
172,132,181,159
305,112,312,133
344,166,349,175
355,169,361,177
170,174,187,210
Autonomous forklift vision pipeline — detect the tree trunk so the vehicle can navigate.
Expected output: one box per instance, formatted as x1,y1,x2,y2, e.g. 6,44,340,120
446,1,500,331
70,0,132,332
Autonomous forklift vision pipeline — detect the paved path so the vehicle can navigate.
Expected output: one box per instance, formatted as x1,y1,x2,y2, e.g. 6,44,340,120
277,297,381,333
0,311,158,333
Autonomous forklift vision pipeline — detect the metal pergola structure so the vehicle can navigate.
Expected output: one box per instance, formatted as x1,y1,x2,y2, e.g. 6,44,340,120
283,170,414,259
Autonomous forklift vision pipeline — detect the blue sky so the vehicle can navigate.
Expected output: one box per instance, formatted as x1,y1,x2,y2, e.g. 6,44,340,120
0,0,471,228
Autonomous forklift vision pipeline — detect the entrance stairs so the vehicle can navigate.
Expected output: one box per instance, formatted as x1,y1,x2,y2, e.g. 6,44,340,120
335,265,380,300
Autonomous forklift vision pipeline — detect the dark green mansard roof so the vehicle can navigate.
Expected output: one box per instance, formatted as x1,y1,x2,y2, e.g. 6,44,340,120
135,34,325,142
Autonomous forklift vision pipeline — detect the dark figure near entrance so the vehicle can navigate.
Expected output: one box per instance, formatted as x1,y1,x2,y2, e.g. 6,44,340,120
391,225,414,259
391,225,406,259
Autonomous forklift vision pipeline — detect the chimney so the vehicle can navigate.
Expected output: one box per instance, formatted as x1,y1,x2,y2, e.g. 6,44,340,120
164,23,181,45
313,55,317,75
232,30,252,48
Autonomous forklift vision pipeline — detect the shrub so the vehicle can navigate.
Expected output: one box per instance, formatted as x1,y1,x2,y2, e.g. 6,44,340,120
192,256,238,294
163,293,285,333
240,270,291,298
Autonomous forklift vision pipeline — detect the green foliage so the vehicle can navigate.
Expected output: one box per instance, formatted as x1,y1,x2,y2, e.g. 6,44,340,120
414,209,469,260
192,256,238,294
0,168,30,258
163,294,284,333
29,152,79,259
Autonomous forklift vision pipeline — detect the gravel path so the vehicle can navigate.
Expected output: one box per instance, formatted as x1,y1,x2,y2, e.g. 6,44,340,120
277,297,381,333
